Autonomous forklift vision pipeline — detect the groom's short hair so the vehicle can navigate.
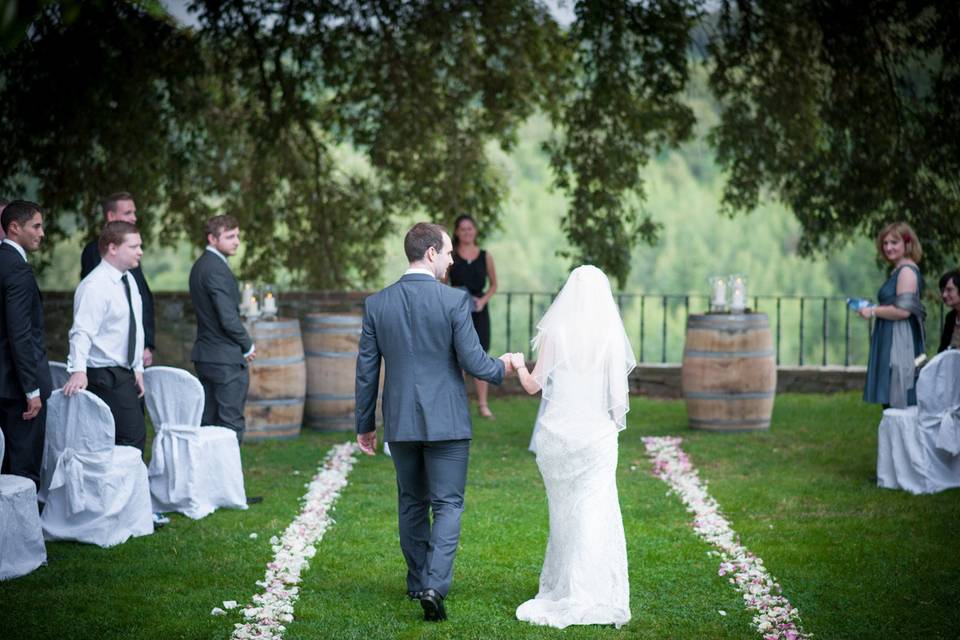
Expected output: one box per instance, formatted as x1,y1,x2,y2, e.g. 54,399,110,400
404,222,446,262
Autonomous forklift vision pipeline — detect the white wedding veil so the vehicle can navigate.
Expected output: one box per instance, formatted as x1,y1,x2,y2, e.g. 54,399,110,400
530,265,637,432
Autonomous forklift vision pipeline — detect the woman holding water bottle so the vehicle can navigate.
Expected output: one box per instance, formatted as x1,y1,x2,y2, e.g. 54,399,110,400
861,222,926,408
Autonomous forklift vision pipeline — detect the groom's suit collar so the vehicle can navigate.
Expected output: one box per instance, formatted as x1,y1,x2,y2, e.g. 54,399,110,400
401,267,436,282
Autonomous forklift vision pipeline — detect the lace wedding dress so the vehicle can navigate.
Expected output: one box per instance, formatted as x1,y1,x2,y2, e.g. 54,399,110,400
516,266,634,629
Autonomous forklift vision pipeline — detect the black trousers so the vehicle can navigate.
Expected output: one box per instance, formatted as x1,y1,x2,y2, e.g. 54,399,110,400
0,397,47,491
86,366,146,453
194,361,249,444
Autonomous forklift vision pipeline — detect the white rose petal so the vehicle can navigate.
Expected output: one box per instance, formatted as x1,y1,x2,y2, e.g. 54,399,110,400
249,533,258,539
211,607,226,616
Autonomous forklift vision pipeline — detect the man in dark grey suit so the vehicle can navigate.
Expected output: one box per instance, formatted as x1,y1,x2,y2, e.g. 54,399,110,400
0,201,53,492
355,222,514,622
189,215,255,444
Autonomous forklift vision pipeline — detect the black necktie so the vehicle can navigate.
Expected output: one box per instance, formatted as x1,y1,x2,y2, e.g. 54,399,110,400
122,273,136,367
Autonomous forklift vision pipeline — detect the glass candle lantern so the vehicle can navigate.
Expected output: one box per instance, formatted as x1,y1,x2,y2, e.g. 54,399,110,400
709,276,727,312
729,275,747,313
261,283,278,319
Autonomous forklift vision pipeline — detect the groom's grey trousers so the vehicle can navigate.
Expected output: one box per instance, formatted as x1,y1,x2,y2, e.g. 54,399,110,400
389,439,470,597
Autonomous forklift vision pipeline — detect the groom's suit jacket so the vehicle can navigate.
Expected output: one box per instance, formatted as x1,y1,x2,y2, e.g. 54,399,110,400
355,273,505,441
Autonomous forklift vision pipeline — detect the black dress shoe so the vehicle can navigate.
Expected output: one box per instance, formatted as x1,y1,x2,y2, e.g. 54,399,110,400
419,588,447,622
246,496,264,505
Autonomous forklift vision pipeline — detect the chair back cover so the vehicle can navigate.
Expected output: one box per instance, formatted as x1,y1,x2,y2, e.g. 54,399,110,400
48,361,70,389
46,390,116,455
919,350,960,454
39,390,116,511
143,367,204,429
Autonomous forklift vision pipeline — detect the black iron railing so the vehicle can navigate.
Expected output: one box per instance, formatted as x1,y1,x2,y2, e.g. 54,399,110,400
490,292,947,367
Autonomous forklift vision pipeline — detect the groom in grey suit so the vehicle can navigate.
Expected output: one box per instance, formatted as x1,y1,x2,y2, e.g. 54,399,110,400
355,222,512,622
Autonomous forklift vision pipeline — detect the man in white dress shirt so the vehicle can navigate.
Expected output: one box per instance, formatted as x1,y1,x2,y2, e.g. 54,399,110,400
63,221,147,453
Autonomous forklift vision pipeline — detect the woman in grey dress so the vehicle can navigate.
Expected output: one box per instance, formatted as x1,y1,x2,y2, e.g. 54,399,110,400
861,222,926,408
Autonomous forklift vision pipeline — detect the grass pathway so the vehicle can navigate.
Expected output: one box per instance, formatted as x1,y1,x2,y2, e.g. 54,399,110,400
2,393,958,639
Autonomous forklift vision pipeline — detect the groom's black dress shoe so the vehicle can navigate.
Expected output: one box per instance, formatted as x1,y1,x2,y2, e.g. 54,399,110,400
419,588,447,622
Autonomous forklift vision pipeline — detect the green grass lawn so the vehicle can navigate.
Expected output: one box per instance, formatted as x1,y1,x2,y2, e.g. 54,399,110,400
2,393,958,639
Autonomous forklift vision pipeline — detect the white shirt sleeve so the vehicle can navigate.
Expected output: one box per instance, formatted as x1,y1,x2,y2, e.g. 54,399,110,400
67,281,106,373
26,388,39,400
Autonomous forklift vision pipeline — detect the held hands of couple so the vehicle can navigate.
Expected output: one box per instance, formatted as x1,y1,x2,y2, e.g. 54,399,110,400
498,352,526,375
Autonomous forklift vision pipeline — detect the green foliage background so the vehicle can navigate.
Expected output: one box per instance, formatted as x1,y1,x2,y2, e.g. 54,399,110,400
38,73,949,367
37,68,891,299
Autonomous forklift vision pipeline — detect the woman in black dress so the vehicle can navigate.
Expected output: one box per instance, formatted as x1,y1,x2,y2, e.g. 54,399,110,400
449,215,499,418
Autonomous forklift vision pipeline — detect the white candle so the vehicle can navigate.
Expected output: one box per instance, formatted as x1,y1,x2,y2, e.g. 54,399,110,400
263,292,277,314
249,296,259,316
711,279,726,307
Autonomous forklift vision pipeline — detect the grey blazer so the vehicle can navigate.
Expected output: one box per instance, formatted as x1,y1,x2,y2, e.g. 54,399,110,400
189,250,253,364
355,273,505,441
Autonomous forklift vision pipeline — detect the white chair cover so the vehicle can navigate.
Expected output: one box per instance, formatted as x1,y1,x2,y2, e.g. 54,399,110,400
39,390,153,547
877,350,960,494
143,367,246,518
0,427,46,580
921,351,960,455
48,361,69,389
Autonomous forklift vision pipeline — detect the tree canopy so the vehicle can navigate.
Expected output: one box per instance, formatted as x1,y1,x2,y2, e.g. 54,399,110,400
1,0,958,288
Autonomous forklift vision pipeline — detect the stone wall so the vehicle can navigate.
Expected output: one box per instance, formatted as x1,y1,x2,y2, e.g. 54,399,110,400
43,292,867,397
41,291,370,373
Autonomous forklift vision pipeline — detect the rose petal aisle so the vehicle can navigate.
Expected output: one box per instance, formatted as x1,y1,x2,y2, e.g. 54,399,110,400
642,436,811,640
231,441,359,640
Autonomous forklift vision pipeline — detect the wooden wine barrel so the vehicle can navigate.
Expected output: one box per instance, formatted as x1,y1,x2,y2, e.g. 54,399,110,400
244,318,306,441
681,313,777,432
304,313,363,431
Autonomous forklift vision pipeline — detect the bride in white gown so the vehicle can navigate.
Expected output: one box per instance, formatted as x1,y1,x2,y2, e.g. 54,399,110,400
512,265,635,629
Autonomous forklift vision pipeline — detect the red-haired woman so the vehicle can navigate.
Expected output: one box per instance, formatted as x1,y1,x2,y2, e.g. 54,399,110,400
861,222,926,408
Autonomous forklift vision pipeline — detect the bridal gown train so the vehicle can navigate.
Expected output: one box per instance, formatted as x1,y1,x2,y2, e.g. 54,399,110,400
516,372,631,629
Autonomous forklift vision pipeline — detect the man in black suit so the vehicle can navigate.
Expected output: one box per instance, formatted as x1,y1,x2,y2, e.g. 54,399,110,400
80,192,156,366
0,198,8,241
0,200,54,491
189,215,255,444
